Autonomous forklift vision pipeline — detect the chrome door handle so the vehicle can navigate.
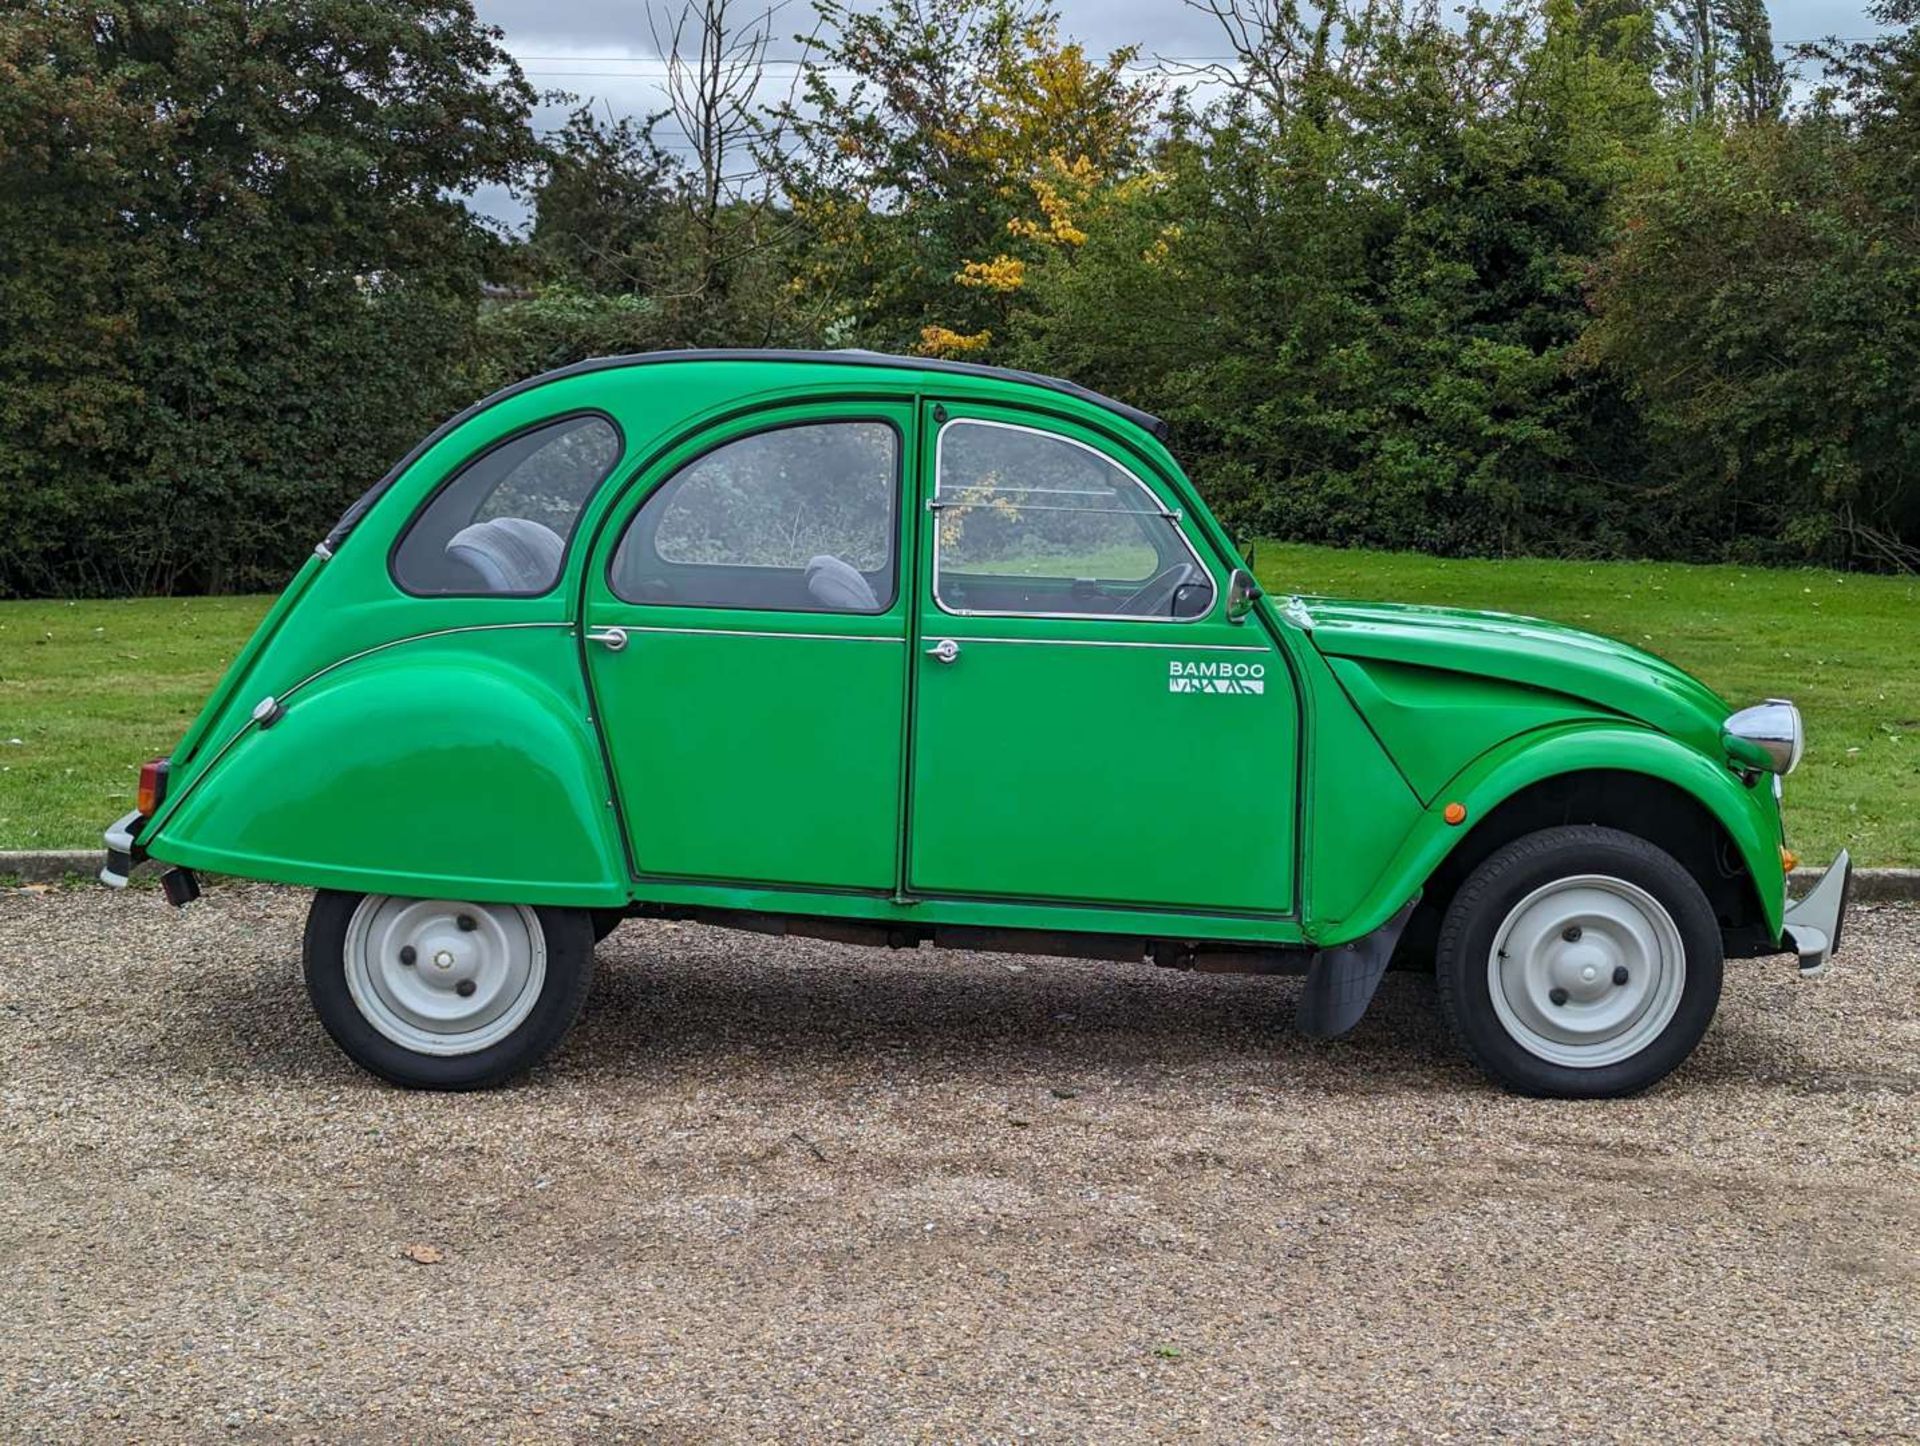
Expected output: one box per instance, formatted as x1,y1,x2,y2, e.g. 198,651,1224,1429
586,626,628,652
926,638,960,664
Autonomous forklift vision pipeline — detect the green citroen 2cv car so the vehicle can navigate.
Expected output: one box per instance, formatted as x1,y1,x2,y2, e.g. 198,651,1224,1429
101,350,1850,1096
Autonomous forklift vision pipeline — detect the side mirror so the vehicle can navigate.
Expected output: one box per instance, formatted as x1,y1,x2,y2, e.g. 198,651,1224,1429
1225,567,1262,624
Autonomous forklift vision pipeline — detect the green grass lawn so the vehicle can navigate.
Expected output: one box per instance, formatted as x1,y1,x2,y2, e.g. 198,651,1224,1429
0,596,270,853
1,544,1914,861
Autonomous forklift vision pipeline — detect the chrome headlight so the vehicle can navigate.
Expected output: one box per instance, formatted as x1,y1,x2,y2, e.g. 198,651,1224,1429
1724,698,1803,775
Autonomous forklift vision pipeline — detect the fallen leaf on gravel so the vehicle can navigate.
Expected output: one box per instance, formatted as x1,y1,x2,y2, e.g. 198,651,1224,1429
402,1243,444,1265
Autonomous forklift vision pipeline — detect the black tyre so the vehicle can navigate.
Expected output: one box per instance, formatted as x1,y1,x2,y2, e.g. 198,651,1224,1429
303,890,593,1090
1435,826,1723,1098
591,908,625,945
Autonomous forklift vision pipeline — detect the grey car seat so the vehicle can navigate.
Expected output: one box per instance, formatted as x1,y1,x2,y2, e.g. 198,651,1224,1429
805,554,879,611
446,517,566,593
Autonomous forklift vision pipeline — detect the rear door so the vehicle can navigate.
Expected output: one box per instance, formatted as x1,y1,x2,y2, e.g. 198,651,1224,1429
906,403,1299,914
582,404,911,891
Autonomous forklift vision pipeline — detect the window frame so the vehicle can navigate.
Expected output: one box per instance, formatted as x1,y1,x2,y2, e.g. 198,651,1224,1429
929,417,1216,624
388,409,626,600
604,415,906,616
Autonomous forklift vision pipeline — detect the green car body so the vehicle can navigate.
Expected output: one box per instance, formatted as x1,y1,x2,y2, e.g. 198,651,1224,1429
103,350,1846,1092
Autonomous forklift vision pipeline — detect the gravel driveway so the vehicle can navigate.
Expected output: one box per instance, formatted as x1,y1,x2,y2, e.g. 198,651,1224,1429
2,883,1916,1442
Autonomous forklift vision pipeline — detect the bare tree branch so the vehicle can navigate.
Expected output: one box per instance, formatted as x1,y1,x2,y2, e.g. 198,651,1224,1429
648,0,778,234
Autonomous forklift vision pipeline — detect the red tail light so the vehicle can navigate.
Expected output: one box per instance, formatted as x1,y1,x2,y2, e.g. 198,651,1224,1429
136,758,170,816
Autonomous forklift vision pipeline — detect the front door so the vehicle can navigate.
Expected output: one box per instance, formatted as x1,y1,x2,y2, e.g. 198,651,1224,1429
583,405,911,891
906,404,1299,914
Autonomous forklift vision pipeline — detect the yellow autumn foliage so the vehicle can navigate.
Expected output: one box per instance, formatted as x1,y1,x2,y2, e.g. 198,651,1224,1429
957,255,1028,291
916,324,993,358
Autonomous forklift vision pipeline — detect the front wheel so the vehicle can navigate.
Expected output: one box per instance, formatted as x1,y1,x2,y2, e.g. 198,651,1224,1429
1435,826,1723,1098
303,892,593,1090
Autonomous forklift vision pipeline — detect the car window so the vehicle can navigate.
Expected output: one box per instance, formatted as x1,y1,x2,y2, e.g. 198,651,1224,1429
392,415,621,596
610,421,898,613
932,420,1214,620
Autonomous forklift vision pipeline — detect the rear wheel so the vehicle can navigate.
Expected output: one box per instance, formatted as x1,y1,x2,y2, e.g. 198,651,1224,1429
1435,826,1723,1098
303,891,592,1090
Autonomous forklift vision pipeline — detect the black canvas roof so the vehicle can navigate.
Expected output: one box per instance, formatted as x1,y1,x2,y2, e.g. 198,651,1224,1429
683,349,1169,438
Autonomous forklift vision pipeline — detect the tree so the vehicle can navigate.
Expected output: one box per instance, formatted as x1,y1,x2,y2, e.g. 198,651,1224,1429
1589,0,1920,566
530,106,677,293
651,0,778,303
768,0,1158,356
6,0,1917,594
501,0,812,365
1011,0,1676,558
1656,0,1787,122
1803,0,1920,213
0,0,539,595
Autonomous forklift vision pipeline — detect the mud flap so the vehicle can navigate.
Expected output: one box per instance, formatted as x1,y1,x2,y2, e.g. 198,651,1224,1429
1296,897,1420,1039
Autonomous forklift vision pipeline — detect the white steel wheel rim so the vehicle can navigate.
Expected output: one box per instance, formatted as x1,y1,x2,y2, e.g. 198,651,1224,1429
344,896,547,1057
1487,874,1687,1069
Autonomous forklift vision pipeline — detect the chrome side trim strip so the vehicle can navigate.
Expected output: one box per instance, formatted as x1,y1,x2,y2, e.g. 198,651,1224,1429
606,624,1259,651
936,604,1210,623
278,622,576,705
614,625,904,644
955,635,1270,653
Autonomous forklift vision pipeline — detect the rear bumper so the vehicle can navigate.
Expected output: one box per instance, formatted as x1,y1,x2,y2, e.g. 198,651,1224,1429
100,809,145,888
1782,849,1851,978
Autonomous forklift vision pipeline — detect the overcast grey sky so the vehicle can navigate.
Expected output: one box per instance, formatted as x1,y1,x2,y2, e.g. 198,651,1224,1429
476,0,1251,63
469,0,1890,226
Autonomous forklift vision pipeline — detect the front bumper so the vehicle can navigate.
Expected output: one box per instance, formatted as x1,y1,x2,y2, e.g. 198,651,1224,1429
100,810,145,888
1782,849,1851,978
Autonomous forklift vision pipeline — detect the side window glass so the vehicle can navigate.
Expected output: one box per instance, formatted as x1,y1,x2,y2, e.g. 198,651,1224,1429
611,422,898,613
933,420,1214,620
393,415,620,595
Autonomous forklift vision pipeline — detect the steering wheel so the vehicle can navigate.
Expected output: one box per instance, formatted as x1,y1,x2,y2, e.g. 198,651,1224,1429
1113,562,1198,618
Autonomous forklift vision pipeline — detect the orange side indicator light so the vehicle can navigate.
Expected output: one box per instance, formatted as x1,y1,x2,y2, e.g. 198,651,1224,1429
1781,846,1799,873
1443,802,1467,826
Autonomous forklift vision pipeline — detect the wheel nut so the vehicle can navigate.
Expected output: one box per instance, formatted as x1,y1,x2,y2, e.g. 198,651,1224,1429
1549,986,1570,1006
1562,925,1582,942
457,914,477,932
1613,965,1630,986
455,979,476,998
399,946,416,966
